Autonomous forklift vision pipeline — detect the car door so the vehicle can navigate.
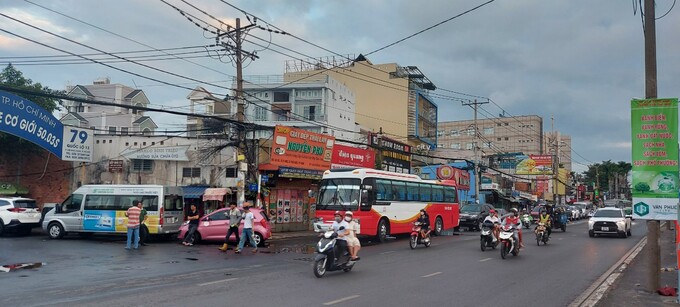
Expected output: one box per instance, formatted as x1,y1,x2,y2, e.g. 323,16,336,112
202,211,229,241
58,194,84,232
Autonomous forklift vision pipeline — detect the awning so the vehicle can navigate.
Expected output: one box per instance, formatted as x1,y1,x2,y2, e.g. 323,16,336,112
258,163,279,171
203,188,232,201
182,185,209,199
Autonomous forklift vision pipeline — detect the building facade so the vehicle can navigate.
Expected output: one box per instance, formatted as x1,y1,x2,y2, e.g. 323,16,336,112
60,78,158,136
543,131,573,172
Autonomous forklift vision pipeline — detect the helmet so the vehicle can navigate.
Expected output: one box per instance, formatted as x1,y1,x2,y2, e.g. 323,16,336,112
344,211,353,216
334,210,342,216
510,208,518,213
420,209,426,213
489,209,496,214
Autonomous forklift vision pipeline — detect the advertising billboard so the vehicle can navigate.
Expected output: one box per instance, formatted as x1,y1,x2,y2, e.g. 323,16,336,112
331,144,375,169
368,133,411,174
631,98,679,220
270,125,335,171
515,154,553,175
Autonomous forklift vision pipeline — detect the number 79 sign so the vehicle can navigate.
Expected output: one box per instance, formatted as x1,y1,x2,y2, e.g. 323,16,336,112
62,127,93,162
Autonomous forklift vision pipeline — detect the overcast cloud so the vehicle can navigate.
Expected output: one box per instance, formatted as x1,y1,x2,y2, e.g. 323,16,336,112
1,0,679,173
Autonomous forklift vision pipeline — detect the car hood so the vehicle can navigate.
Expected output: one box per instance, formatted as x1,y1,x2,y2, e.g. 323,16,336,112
590,217,626,223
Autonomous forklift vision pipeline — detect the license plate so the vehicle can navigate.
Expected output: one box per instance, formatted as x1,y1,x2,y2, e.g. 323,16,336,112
166,217,174,223
601,227,609,231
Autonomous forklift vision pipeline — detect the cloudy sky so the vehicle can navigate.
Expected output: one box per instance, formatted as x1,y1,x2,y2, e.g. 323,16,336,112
1,0,679,173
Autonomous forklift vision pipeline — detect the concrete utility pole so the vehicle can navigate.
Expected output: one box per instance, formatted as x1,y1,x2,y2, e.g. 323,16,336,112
643,0,660,292
218,18,258,207
462,99,489,202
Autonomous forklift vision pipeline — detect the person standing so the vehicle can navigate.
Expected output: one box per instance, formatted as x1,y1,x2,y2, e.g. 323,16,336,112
138,201,149,246
125,201,141,250
182,204,200,246
235,205,257,254
218,201,241,252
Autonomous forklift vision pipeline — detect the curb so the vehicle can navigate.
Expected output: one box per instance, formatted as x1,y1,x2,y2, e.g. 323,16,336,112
569,236,648,307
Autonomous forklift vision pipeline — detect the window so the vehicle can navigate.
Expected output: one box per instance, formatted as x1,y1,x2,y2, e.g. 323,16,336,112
432,185,444,202
438,143,446,148
451,143,461,149
466,128,476,136
497,138,501,141
60,194,83,213
483,142,492,148
419,184,432,202
466,143,473,150
254,105,268,121
206,105,214,114
273,91,290,102
504,137,509,141
392,181,407,201
207,211,228,220
504,123,509,126
84,195,158,211
108,126,117,135
182,167,201,177
406,183,420,201
437,131,445,137
444,187,457,203
225,167,237,178
483,127,494,135
164,195,183,211
90,126,95,131
132,159,153,172
450,130,460,137
376,179,392,201
303,105,316,120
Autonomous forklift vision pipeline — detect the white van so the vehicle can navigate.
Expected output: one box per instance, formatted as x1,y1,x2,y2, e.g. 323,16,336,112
42,185,184,239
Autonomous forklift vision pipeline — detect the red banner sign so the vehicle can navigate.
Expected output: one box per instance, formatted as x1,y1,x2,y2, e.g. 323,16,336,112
331,144,375,169
270,125,335,171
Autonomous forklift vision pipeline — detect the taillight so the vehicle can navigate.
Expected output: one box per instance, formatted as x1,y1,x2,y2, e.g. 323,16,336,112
159,207,164,226
8,208,26,213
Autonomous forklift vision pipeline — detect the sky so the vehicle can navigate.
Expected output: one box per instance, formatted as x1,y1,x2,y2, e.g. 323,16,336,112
0,0,679,174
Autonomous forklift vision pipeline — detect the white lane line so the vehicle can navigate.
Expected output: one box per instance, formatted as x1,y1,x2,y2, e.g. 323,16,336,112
479,257,492,262
198,278,238,287
421,272,443,278
323,295,360,305
380,251,396,255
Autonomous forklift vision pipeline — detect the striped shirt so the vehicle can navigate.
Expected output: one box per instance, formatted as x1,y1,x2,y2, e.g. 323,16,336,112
126,206,141,228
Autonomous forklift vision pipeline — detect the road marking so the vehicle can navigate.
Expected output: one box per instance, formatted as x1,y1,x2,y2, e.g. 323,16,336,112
421,272,442,278
479,258,492,262
198,278,238,287
323,295,360,305
380,251,395,255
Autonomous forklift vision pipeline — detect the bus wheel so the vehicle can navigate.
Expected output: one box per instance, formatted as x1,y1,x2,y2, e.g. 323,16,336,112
377,219,389,243
434,217,444,236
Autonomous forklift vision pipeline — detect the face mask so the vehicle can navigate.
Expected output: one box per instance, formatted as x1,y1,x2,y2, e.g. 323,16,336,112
344,216,352,222
335,217,342,222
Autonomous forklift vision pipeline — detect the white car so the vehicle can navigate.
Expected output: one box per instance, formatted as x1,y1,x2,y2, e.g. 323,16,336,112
588,207,632,238
0,197,41,236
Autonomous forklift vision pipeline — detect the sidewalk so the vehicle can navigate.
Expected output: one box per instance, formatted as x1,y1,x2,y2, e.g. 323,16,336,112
269,230,318,241
597,226,678,306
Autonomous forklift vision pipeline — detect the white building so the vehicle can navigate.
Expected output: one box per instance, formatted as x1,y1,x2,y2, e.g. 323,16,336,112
60,78,158,136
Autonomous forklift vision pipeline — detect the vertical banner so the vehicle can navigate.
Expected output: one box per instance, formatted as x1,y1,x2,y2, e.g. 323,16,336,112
630,98,679,220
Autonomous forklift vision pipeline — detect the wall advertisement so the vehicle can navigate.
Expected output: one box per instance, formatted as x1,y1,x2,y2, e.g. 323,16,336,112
0,90,93,162
270,125,335,171
330,144,375,169
515,154,553,175
631,98,679,220
367,133,411,174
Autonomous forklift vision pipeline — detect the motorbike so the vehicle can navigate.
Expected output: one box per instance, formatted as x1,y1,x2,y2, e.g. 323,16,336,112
552,211,568,232
535,222,549,245
410,221,431,249
313,229,355,278
521,214,532,229
480,220,498,251
499,224,520,259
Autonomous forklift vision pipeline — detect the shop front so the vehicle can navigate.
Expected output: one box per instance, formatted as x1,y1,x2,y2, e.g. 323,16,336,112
260,125,335,232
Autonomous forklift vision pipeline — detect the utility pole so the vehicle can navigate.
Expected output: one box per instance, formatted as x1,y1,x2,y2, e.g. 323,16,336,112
462,99,489,202
643,0,660,292
218,18,258,208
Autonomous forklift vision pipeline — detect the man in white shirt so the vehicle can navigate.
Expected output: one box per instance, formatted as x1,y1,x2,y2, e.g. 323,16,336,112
236,206,258,254
483,209,501,242
330,211,349,260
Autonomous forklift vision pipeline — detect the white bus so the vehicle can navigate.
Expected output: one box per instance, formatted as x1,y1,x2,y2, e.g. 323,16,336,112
42,185,184,239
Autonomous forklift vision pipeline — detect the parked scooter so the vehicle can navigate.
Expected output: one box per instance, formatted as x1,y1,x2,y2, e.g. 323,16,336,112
480,220,498,251
499,224,520,259
313,229,355,278
535,222,549,246
410,221,431,249
521,213,532,229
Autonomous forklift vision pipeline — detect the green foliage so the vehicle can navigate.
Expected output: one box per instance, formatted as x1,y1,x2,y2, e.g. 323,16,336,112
0,64,63,155
634,182,650,193
582,160,632,193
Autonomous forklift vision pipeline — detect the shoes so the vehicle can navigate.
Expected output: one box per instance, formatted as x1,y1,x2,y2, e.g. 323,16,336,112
218,243,228,251
235,249,241,254
186,243,193,246
351,257,361,261
182,242,188,246
125,247,131,250
252,249,258,254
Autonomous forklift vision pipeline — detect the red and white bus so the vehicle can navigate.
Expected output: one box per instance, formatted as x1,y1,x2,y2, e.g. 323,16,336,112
313,168,460,242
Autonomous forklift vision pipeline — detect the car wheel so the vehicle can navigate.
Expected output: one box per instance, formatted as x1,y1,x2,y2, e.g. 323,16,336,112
253,232,265,247
376,219,389,243
434,217,443,236
589,230,594,237
48,222,65,239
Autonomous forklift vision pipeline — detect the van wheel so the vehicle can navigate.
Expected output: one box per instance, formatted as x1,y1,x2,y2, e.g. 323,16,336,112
48,223,65,239
377,219,389,243
434,217,444,236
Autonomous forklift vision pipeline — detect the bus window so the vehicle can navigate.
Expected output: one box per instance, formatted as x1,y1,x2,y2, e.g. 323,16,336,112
407,183,419,201
420,184,432,202
376,179,392,201
317,178,361,211
444,187,457,203
432,185,444,202
392,181,407,201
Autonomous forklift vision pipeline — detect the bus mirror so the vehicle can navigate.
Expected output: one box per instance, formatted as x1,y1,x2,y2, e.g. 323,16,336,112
361,190,369,202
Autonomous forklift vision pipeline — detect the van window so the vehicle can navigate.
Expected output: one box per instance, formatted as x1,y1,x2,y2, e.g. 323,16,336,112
62,194,83,213
84,195,158,211
164,195,183,211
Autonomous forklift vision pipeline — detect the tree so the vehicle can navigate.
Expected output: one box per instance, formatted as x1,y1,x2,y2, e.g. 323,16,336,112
0,64,63,155
582,160,632,198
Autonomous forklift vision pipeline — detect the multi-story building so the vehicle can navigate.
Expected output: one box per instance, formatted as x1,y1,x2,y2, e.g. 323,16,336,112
437,115,544,160
283,55,437,151
543,131,572,172
60,78,157,135
185,86,232,138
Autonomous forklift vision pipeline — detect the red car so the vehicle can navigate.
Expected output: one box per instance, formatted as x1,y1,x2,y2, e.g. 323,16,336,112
177,208,271,247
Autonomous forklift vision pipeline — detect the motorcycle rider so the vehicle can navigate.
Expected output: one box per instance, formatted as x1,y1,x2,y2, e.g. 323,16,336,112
417,209,431,242
330,211,349,261
502,208,524,249
537,209,552,239
483,209,501,242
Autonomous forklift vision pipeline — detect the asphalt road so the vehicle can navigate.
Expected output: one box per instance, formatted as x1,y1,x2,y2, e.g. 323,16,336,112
0,220,646,307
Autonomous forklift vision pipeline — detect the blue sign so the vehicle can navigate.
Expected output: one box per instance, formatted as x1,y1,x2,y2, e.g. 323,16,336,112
0,91,93,161
83,210,116,231
248,183,258,192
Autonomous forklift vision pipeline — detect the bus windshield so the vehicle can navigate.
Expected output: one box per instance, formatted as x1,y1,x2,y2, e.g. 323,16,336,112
317,178,361,211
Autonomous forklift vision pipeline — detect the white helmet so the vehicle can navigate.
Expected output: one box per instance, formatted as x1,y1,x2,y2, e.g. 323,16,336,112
344,211,353,216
